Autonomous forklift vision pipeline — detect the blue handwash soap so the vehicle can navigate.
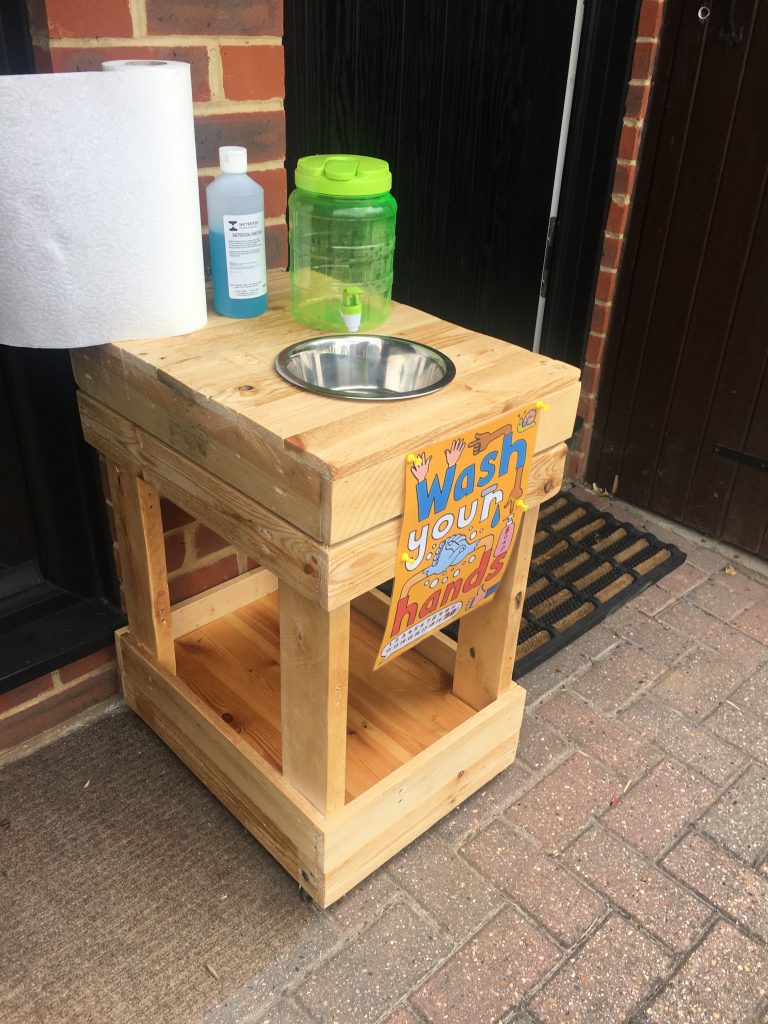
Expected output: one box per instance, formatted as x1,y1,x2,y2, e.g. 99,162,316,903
207,146,267,318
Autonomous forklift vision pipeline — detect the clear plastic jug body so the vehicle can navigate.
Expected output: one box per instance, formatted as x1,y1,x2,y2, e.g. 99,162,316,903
288,189,397,332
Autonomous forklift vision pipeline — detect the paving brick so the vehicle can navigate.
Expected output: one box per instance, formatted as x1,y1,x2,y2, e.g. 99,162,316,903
570,641,664,713
389,832,503,940
632,584,677,616
658,562,709,597
50,44,211,101
221,44,285,101
564,825,711,951
0,670,119,753
164,528,187,573
515,714,573,773
619,697,747,785
0,672,55,714
660,598,768,673
730,666,768,719
411,905,561,1024
462,820,606,947
673,540,728,575
168,554,240,604
607,607,693,663
161,498,195,530
195,113,285,168
644,919,768,1024
688,570,766,622
380,1009,422,1024
518,645,590,705
663,832,768,940
604,759,717,857
431,760,533,845
244,998,315,1024
529,914,672,1024
329,868,399,934
535,692,660,778
698,764,768,862
296,902,451,1024
507,753,620,853
147,0,282,36
650,645,747,720
706,702,768,764
732,599,768,645
45,0,132,38
194,524,230,559
570,621,623,660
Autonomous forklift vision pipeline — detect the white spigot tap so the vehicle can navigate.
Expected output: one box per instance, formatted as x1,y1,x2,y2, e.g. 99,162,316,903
341,286,363,332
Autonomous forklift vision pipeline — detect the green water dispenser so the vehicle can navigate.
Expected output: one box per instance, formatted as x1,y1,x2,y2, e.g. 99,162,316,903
288,154,397,333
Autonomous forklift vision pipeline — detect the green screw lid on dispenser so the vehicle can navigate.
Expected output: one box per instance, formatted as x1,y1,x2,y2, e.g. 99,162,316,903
294,154,392,197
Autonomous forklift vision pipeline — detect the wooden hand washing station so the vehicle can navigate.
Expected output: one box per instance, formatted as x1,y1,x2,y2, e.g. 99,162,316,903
72,272,579,906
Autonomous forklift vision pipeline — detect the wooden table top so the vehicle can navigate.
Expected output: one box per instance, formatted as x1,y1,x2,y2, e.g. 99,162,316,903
97,271,578,476
72,271,580,545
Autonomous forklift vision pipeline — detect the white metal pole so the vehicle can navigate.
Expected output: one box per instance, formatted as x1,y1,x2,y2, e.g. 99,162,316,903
532,0,586,353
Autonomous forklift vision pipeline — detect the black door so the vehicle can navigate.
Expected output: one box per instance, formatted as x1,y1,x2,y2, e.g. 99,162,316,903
285,0,641,360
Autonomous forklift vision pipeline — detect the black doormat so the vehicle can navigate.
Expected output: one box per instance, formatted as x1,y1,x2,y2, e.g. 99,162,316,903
379,490,685,678
507,490,686,676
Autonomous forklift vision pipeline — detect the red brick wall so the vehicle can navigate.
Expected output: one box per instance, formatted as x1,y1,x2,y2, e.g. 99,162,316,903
565,0,665,481
27,0,288,268
1,0,286,756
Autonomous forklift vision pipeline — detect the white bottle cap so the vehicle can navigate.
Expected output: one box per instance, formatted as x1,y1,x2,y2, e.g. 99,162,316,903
219,146,247,173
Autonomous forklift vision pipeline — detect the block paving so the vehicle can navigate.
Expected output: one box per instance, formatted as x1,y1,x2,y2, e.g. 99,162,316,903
202,492,768,1024
5,488,768,1024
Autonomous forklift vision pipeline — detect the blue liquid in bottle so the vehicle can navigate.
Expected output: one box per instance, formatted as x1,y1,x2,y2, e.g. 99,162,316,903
207,146,268,319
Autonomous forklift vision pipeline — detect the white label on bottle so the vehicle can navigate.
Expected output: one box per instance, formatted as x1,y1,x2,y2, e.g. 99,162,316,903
222,213,267,300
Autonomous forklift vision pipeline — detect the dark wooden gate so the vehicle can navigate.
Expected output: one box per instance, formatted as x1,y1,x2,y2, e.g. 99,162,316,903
591,0,768,555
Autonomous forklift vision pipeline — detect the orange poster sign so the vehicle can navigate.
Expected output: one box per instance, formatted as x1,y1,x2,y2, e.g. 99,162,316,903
374,402,542,668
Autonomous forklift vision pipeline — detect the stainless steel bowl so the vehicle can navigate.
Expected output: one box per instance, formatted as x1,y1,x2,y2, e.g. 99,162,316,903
274,335,456,401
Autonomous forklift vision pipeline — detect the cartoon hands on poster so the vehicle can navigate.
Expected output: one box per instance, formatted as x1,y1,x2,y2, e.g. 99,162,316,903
424,533,478,576
444,438,465,466
409,452,431,483
375,405,542,668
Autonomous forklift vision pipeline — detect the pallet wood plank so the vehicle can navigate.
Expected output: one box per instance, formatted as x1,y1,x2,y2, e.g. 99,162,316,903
279,583,350,815
321,685,525,904
107,462,175,672
171,566,278,637
452,508,540,710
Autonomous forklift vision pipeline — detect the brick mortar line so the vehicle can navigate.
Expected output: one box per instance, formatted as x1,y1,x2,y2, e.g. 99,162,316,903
0,698,125,767
167,545,240,580
691,757,768,870
456,815,607,948
207,44,224,101
127,0,147,38
193,99,284,115
197,159,285,174
608,915,727,1024
555,822,720,958
49,35,284,48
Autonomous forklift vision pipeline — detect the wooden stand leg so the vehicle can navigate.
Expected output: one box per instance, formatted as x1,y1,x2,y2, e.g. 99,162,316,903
279,582,350,815
452,508,539,710
107,461,175,673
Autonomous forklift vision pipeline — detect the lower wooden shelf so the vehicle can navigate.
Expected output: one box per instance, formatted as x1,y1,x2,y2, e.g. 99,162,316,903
117,588,525,906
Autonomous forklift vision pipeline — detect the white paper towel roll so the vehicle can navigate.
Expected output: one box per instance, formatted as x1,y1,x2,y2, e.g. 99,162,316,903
0,60,207,349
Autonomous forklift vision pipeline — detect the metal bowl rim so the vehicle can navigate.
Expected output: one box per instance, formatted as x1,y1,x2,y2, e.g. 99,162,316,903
274,334,457,401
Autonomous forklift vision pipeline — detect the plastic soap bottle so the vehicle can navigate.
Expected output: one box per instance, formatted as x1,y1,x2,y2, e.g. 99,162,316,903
207,146,267,318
